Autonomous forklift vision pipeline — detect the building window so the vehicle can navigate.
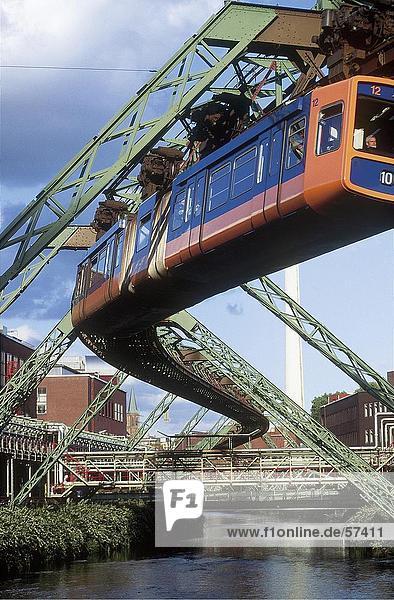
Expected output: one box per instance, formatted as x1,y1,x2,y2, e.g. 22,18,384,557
365,429,369,444
316,103,343,155
364,403,368,418
370,429,375,445
37,387,47,414
286,118,306,168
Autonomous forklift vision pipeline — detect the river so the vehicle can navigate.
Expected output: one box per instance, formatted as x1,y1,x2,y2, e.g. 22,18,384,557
0,548,392,599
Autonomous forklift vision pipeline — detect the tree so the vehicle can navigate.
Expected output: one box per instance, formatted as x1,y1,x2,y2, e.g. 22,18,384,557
310,391,346,421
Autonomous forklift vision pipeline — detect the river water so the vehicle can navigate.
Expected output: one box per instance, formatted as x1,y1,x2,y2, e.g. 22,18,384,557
0,548,392,599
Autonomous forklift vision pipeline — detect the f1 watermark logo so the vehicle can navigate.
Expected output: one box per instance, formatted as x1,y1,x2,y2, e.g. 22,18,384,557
163,479,204,532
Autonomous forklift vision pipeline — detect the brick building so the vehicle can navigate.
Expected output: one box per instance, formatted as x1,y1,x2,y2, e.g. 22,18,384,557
38,365,127,435
0,326,36,417
319,376,394,447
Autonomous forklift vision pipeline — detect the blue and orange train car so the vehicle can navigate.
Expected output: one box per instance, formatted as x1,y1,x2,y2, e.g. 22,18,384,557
72,75,393,335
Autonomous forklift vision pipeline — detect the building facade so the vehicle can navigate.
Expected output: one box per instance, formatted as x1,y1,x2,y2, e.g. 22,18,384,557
38,365,127,435
319,380,393,448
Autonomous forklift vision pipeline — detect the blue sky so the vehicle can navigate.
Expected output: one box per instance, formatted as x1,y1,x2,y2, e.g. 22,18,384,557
1,0,392,435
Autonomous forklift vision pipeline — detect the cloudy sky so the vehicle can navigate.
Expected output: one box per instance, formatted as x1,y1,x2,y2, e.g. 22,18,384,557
1,0,392,435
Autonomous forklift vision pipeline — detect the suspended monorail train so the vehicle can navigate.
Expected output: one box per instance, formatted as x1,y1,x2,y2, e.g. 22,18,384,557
72,76,394,335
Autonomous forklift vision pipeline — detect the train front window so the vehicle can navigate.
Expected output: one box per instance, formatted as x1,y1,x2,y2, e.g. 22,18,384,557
353,96,394,158
316,103,343,155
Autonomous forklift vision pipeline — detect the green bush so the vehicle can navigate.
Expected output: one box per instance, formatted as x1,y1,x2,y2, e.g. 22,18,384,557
0,501,154,575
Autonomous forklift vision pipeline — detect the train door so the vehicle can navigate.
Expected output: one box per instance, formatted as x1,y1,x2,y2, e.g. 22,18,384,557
264,124,285,222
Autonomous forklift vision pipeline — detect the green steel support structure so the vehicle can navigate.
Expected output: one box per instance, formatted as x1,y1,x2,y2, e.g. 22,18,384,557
0,312,77,431
157,311,394,517
241,278,394,411
1,2,296,298
0,2,325,429
11,370,128,506
171,406,209,449
126,392,177,450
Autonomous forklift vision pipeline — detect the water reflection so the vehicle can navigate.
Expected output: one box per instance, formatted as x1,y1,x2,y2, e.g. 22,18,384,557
0,547,392,599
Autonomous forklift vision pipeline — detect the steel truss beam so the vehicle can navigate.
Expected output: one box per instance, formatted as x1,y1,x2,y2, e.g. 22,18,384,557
1,2,324,304
172,406,209,449
11,370,127,506
126,392,177,449
0,4,277,295
157,311,394,517
241,277,394,411
0,312,77,432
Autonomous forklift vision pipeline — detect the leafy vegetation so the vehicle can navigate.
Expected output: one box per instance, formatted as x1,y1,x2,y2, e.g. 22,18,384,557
0,501,154,576
310,391,347,421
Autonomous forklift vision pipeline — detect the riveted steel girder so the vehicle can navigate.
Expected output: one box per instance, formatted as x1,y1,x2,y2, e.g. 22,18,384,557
242,277,394,411
11,370,127,505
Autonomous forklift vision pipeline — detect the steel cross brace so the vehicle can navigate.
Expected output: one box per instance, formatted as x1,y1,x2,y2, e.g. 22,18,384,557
0,311,77,432
126,392,177,450
11,370,128,506
0,2,278,297
171,406,209,449
241,277,394,411
158,311,394,518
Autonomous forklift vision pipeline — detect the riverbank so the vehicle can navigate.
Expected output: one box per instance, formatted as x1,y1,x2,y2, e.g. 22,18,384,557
0,501,155,576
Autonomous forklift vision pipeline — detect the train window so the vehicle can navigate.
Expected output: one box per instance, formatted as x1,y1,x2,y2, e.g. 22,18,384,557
286,118,306,168
353,96,393,158
173,190,186,230
194,175,205,217
97,248,107,274
316,103,343,155
231,147,257,197
136,214,151,251
105,239,114,276
208,162,231,210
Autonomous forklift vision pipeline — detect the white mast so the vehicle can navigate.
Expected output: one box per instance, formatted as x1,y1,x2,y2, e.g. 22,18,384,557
285,265,304,408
